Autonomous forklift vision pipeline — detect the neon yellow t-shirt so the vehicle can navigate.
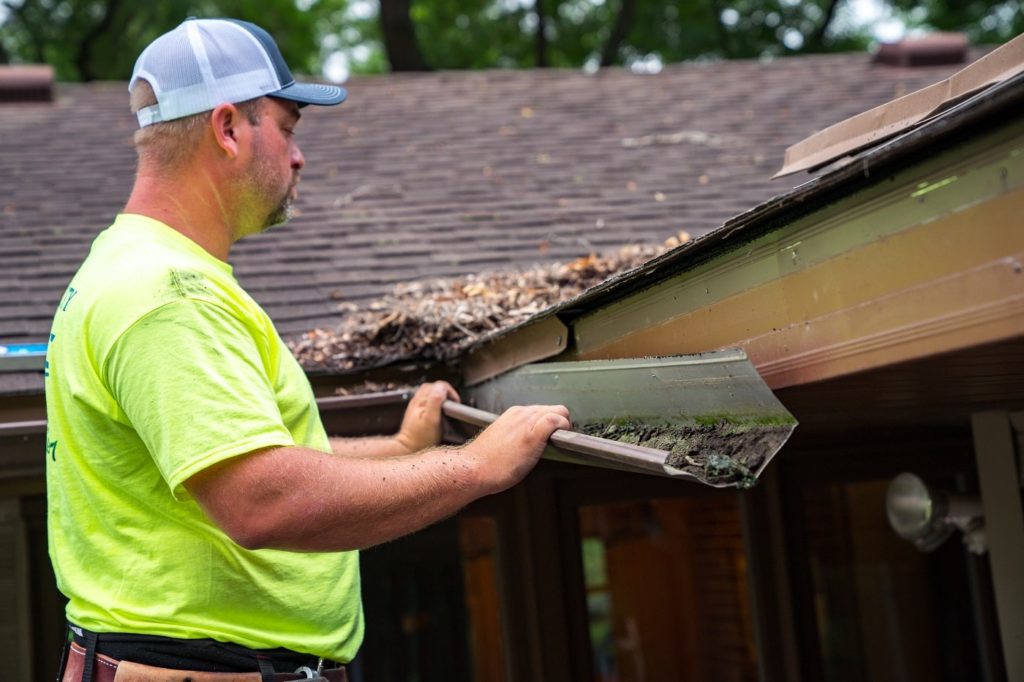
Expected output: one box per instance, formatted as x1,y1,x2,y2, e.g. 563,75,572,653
45,213,363,662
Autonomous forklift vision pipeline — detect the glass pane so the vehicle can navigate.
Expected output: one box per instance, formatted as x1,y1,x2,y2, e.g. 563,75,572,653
357,514,505,682
798,478,984,682
579,496,758,682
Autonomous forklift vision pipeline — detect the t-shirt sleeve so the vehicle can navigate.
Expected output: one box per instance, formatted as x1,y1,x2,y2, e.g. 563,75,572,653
104,298,296,498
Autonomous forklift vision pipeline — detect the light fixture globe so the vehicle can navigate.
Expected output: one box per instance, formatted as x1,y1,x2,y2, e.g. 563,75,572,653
885,472,953,551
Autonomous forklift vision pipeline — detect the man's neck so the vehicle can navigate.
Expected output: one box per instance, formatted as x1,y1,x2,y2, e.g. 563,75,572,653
123,168,234,262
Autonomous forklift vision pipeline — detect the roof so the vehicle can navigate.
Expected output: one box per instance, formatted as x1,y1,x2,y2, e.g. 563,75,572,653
0,52,976,394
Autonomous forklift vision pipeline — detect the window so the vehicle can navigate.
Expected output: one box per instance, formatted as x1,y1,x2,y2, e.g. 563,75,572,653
578,496,758,682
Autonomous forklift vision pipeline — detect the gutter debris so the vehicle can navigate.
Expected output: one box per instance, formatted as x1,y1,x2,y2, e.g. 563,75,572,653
291,243,668,372
332,380,413,396
578,416,795,488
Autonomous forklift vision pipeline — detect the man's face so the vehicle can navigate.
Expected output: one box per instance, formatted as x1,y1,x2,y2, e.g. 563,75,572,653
242,98,304,233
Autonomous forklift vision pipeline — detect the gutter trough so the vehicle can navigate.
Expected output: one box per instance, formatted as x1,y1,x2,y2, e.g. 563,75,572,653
460,350,797,488
444,401,683,479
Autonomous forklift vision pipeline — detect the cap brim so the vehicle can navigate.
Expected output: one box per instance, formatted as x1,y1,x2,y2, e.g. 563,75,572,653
274,81,347,107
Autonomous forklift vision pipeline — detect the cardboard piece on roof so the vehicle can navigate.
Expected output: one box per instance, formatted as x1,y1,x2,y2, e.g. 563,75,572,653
774,32,1024,178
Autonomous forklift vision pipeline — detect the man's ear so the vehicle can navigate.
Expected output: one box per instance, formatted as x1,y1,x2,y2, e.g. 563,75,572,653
210,103,244,159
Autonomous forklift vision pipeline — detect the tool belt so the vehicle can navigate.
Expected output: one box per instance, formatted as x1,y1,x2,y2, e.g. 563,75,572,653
59,626,348,682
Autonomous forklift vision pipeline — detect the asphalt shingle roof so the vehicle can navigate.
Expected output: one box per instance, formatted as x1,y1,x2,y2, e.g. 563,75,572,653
0,53,970,351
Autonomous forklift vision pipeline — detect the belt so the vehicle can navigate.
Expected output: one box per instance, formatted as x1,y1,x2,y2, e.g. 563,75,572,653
62,641,349,682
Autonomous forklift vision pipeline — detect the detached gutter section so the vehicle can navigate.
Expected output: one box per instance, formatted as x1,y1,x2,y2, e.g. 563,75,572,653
457,352,796,488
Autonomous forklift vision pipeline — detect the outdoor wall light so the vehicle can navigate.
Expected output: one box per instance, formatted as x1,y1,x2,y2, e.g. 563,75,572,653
885,472,987,555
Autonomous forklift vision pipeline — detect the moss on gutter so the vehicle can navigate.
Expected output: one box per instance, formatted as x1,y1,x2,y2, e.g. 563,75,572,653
579,415,794,488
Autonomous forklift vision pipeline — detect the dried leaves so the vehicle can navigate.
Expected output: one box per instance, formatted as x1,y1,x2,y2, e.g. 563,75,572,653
291,244,666,372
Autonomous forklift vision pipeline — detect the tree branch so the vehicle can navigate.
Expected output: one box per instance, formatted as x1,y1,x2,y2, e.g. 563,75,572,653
76,0,123,82
535,0,548,67
707,0,734,58
379,0,431,71
5,0,47,63
809,0,842,50
599,0,635,67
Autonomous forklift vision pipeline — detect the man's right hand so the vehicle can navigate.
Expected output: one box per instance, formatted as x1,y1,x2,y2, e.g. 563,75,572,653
464,404,571,494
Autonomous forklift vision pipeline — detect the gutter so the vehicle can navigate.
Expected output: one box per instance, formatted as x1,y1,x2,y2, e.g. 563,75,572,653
0,343,47,372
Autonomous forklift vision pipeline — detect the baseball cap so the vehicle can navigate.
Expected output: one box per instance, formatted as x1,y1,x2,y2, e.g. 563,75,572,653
129,17,346,128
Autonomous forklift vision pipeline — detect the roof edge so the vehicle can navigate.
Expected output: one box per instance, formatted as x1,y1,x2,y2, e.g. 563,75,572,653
775,33,1024,178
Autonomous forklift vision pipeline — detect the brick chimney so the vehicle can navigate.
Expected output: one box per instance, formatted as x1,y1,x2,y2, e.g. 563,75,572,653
873,33,969,67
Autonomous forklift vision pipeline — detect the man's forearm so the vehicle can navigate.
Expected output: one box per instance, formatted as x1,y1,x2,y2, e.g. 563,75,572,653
187,444,486,552
330,435,410,458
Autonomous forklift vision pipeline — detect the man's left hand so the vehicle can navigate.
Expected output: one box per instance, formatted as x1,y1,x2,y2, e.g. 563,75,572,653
394,381,460,453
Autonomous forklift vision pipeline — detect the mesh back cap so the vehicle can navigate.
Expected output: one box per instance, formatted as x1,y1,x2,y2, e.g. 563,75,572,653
129,18,346,128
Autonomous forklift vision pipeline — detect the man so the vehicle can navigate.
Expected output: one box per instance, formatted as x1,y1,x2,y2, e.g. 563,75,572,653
46,18,570,682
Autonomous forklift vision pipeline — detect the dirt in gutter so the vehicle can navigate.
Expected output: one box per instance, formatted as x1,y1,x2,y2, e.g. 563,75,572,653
579,416,795,488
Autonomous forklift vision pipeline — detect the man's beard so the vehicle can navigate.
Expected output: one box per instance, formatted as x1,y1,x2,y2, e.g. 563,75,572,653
264,191,293,229
245,139,296,233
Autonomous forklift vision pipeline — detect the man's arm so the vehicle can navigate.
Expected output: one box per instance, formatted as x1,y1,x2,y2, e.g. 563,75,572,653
329,381,459,458
185,403,569,552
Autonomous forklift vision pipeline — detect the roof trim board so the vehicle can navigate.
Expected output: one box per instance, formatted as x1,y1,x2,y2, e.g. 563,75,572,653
576,187,1024,388
775,32,1024,178
462,315,568,386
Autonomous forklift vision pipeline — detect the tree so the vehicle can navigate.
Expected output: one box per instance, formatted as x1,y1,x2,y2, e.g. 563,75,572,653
600,0,636,67
3,0,1020,80
0,0,341,81
888,0,1024,44
379,0,430,70
366,0,870,73
359,0,1022,73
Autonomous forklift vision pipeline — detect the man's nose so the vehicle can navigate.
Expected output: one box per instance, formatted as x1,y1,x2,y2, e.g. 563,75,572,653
291,145,305,171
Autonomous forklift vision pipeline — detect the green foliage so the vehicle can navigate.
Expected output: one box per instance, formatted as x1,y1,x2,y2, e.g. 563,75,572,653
338,0,873,73
2,0,1021,80
412,0,535,69
0,0,344,81
339,0,1023,73
888,0,1024,44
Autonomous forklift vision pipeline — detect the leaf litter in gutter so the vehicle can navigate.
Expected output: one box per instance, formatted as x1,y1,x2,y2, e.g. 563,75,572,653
290,243,671,372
